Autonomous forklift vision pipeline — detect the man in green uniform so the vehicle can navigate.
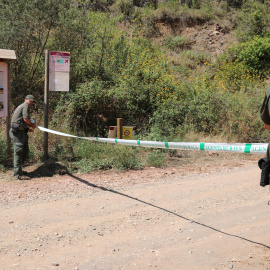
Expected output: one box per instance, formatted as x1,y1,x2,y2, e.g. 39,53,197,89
260,85,270,158
9,95,37,180
259,85,270,186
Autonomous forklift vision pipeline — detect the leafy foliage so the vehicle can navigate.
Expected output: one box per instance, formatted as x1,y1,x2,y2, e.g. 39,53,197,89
146,149,166,167
54,35,179,136
0,0,72,103
0,135,7,167
164,35,190,51
150,63,266,142
65,141,143,171
1,0,270,171
236,0,270,41
228,36,270,74
53,79,116,136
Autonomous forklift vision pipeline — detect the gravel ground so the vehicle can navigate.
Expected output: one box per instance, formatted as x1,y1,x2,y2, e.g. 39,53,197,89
0,152,270,270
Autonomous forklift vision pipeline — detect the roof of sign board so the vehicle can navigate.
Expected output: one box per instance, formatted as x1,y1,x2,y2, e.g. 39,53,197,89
0,49,16,61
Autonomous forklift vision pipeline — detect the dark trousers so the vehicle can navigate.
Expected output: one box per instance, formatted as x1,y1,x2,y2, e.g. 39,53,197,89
9,129,29,177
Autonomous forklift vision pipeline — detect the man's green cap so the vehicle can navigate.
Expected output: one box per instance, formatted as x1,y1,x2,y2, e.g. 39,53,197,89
25,95,35,102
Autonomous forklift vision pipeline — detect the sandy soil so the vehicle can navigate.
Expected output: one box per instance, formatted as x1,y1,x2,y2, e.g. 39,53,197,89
0,152,270,270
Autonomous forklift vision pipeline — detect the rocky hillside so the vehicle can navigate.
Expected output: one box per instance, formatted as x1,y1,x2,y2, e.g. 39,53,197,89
155,20,237,59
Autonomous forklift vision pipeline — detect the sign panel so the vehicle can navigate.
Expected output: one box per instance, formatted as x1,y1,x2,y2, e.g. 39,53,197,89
0,62,8,117
108,126,135,140
49,51,70,91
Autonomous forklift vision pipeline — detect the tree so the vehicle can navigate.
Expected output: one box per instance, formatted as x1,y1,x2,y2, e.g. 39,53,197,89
0,0,72,103
227,0,243,8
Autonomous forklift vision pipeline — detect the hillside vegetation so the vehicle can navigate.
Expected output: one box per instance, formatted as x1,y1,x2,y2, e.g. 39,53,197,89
1,0,270,171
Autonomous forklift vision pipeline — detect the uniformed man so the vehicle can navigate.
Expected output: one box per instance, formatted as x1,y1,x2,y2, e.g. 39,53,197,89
259,85,270,186
260,85,270,157
9,95,37,180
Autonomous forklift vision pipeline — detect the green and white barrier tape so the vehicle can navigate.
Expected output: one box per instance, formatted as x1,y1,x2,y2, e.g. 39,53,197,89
38,126,268,155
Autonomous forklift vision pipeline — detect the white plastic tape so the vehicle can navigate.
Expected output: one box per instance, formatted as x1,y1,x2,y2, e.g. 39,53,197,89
37,126,268,155
38,126,79,138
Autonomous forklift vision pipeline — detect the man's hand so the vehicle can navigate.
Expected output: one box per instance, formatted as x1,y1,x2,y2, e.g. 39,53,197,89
264,124,270,131
24,118,37,129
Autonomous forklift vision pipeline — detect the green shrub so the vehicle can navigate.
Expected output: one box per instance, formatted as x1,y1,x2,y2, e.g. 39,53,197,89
214,61,262,92
148,61,266,142
112,145,143,170
28,144,36,161
227,0,244,8
54,35,179,136
164,35,190,51
53,79,115,137
111,0,134,16
236,1,270,41
75,157,114,173
146,150,166,167
150,89,223,137
176,50,211,69
0,135,7,167
72,141,143,171
52,140,75,162
229,36,270,74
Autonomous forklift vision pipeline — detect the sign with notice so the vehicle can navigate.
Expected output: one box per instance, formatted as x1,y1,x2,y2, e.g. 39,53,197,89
0,62,8,117
49,51,70,91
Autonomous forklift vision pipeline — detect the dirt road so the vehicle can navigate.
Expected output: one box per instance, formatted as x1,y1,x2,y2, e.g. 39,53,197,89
0,157,270,270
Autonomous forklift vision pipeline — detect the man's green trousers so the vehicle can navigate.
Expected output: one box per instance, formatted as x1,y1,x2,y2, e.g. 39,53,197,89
9,129,29,177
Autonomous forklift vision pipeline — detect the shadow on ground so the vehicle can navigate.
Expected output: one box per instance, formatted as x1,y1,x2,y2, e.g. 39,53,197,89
27,162,69,178
19,162,270,250
69,173,270,251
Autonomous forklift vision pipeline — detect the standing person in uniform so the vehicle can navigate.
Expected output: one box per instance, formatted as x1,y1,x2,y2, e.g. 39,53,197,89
9,95,37,180
259,85,270,187
260,85,270,157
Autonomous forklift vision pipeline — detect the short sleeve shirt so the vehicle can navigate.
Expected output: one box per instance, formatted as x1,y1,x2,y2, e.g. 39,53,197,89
11,102,30,129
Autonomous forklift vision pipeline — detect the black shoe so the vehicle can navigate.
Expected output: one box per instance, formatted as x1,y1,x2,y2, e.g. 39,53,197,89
22,171,28,175
15,175,30,180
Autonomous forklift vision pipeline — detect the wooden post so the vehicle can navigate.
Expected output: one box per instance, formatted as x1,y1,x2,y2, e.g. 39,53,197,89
6,62,11,161
117,118,123,139
43,50,49,160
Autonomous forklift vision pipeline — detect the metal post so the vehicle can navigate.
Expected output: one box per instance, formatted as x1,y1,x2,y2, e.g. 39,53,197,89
117,118,123,139
43,50,49,160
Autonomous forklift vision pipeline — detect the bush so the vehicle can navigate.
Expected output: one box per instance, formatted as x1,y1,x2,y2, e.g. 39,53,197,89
150,89,223,137
112,145,143,170
54,35,179,136
75,158,114,172
164,35,190,51
174,50,211,69
214,61,262,92
229,36,270,74
71,140,143,172
111,0,134,16
146,150,166,167
227,0,244,8
236,1,270,41
149,62,266,142
53,79,115,137
0,135,7,167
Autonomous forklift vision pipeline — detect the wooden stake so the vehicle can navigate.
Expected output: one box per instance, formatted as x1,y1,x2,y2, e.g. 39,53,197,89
117,118,123,139
43,50,49,160
6,62,11,161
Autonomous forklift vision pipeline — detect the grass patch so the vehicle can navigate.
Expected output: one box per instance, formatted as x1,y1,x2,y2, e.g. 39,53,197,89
164,35,191,51
63,141,144,172
146,150,166,168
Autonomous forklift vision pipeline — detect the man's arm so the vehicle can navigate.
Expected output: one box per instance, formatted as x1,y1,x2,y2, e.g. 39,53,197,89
23,118,37,129
264,123,270,131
